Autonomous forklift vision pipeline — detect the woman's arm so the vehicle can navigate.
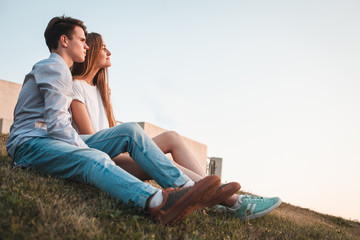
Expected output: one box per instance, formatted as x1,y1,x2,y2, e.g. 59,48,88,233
70,100,95,134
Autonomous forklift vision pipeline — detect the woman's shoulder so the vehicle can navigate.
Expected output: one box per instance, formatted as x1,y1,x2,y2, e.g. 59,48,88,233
73,79,86,85
73,79,94,91
72,79,85,89
73,79,97,89
72,79,99,100
72,79,88,96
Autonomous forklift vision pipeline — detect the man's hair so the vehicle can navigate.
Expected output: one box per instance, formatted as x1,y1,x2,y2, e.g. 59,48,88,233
44,15,87,52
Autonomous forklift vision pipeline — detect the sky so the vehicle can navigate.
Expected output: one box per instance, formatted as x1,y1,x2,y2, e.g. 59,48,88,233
0,0,359,221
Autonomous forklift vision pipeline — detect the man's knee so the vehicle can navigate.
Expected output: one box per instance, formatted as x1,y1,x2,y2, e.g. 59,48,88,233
117,122,144,136
123,122,142,130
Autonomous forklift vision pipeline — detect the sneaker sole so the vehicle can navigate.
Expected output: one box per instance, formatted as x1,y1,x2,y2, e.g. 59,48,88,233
242,198,282,221
160,175,220,225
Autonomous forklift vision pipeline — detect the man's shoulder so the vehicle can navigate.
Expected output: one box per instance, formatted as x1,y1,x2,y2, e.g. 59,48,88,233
34,54,67,71
30,53,71,82
26,54,72,88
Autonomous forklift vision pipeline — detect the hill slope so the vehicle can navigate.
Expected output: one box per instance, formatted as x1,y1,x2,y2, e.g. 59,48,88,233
1,133,359,239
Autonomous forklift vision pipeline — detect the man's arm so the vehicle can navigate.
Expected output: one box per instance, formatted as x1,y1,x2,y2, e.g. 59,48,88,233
35,61,88,147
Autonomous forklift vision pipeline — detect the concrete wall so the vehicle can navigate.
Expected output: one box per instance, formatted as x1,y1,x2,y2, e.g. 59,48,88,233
0,79,22,134
0,79,208,171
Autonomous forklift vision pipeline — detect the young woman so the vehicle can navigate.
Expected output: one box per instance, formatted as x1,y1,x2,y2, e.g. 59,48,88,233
70,33,281,220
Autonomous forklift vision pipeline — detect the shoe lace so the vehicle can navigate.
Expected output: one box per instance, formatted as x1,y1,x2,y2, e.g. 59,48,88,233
161,187,192,211
241,195,264,203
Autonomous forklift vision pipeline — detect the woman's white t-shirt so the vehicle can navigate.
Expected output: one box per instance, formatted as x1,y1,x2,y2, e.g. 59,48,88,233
72,80,109,132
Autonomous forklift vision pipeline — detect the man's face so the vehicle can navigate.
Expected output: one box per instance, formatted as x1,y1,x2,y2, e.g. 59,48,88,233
66,26,89,63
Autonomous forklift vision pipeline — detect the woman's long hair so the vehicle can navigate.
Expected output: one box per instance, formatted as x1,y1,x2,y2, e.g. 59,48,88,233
71,32,116,127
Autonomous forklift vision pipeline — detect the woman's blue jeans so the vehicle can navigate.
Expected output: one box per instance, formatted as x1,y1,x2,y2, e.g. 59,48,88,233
13,122,190,208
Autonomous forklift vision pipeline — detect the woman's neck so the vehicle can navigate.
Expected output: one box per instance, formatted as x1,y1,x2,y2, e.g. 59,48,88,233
78,68,100,86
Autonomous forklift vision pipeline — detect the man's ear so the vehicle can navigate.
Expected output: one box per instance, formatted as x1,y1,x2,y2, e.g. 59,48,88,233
59,35,68,48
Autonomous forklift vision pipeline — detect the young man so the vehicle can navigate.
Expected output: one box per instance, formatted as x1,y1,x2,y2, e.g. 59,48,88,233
6,16,240,225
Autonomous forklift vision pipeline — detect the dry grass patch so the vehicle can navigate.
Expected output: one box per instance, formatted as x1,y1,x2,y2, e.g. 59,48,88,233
1,133,360,240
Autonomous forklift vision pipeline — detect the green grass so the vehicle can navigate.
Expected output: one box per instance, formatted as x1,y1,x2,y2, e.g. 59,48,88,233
1,133,359,239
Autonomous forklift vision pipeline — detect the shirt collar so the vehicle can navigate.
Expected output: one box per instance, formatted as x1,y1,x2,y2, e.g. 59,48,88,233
50,52,68,67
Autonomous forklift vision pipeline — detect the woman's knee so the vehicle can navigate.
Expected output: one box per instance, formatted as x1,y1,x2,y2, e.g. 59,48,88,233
163,131,183,147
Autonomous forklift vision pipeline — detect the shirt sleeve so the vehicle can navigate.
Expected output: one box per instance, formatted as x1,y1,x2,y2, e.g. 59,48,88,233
72,80,86,104
34,61,88,148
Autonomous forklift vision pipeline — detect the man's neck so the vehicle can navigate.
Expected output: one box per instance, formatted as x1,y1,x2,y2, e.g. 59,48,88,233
51,49,73,68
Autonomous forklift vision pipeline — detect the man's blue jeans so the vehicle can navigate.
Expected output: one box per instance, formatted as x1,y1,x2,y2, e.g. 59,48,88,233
13,122,190,208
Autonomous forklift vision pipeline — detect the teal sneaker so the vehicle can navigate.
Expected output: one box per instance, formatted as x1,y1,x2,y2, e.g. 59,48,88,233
229,195,281,220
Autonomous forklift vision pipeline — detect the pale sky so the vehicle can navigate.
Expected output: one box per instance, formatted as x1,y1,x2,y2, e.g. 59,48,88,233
1,0,359,221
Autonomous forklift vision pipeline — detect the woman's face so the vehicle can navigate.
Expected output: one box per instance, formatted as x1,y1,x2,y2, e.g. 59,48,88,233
96,37,112,69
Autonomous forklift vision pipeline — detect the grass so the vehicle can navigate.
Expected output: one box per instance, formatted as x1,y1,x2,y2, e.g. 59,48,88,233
1,133,359,239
